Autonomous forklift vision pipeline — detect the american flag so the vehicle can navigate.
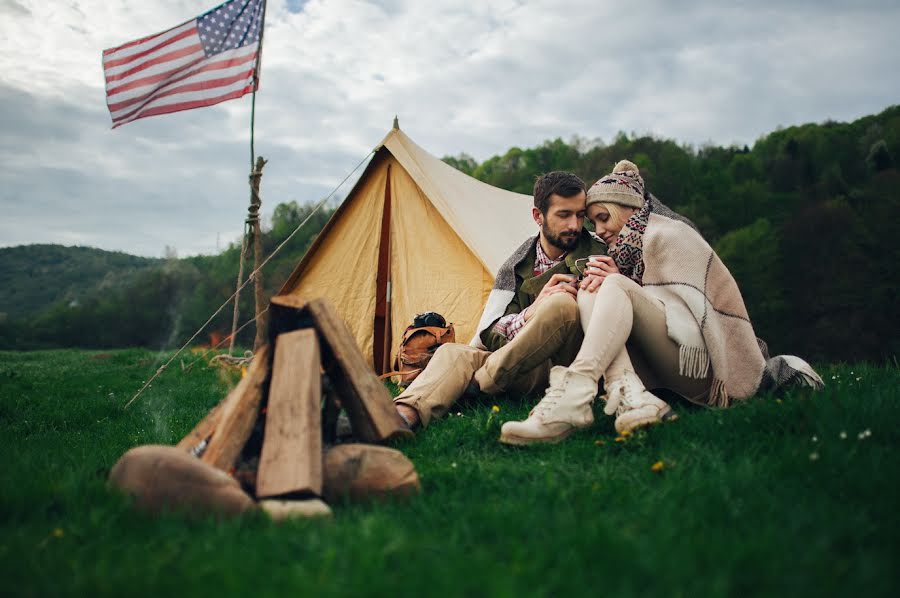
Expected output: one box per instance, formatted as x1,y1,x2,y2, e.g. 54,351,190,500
103,0,265,128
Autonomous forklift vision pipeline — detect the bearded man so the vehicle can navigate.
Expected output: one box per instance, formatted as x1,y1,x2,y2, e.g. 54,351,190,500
394,171,607,429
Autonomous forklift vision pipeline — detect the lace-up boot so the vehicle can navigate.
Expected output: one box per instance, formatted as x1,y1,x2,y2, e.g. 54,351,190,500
603,370,677,434
499,366,597,446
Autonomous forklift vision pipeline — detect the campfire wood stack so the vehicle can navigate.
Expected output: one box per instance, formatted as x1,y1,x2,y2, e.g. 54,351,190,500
111,298,419,521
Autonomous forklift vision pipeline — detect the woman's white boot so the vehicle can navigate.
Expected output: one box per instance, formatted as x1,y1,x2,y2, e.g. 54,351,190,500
499,366,597,446
603,370,677,434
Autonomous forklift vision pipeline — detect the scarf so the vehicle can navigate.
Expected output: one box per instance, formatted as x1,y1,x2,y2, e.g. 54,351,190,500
608,200,650,284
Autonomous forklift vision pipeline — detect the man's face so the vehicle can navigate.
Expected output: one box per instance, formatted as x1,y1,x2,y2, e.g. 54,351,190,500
535,191,586,252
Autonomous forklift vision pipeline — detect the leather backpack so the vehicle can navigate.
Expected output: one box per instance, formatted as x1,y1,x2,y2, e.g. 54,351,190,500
381,312,455,387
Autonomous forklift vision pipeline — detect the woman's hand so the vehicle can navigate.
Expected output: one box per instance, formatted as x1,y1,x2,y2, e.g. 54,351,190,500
578,255,619,293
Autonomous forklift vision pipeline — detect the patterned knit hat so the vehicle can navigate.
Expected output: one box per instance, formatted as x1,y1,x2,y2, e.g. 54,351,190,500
586,159,645,208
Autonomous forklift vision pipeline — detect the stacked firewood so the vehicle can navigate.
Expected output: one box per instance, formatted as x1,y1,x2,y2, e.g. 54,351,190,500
109,298,419,520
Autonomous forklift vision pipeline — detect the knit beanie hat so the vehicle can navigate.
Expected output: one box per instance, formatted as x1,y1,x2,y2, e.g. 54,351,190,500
586,160,645,208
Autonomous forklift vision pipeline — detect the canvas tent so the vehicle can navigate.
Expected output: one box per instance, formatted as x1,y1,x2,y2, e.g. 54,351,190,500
277,120,538,373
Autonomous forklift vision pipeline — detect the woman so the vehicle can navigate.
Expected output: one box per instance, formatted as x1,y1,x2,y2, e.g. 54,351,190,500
500,160,823,445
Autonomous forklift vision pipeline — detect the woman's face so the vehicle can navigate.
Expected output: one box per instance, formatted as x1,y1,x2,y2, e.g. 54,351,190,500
587,203,636,246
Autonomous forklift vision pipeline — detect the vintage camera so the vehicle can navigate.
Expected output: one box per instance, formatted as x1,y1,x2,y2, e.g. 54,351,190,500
412,311,447,328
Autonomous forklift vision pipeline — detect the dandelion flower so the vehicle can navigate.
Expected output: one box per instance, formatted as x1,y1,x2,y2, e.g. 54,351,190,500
651,460,665,473
491,405,500,413
53,528,64,538
620,429,633,438
614,436,626,443
776,398,783,404
809,452,819,461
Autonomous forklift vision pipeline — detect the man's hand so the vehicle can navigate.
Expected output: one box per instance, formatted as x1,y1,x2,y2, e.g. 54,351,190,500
523,273,577,322
578,255,620,293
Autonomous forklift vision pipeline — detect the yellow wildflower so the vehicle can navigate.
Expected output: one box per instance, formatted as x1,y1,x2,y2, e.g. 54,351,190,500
594,440,605,446
614,436,626,443
53,528,64,538
651,460,665,473
491,405,500,413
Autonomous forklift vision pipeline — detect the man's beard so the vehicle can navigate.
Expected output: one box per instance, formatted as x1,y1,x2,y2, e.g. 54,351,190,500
543,224,579,252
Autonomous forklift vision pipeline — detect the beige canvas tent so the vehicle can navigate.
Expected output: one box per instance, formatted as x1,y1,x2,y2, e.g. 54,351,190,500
277,120,538,373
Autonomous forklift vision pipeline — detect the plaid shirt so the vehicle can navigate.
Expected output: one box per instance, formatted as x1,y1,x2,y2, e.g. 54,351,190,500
491,241,565,341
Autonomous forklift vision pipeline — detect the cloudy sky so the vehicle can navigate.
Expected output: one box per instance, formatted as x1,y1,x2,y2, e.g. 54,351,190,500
1,0,898,257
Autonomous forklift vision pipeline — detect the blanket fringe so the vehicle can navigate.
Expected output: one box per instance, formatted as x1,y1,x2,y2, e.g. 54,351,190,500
708,377,730,408
678,345,710,380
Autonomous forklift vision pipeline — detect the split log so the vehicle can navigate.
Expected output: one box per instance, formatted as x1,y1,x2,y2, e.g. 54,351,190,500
269,296,411,442
202,345,271,471
322,444,420,502
260,499,332,521
109,445,256,517
256,329,322,499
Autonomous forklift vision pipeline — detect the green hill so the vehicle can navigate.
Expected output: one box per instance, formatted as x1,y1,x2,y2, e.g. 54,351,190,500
0,201,333,351
0,244,162,319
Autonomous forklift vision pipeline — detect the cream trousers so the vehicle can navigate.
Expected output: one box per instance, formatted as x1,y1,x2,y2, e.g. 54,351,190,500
568,273,710,402
394,293,583,427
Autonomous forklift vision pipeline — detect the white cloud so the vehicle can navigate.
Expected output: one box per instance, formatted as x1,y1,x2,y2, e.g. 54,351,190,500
0,0,898,256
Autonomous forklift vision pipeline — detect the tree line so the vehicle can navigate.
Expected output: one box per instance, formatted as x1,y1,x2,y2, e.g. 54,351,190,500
1,105,897,362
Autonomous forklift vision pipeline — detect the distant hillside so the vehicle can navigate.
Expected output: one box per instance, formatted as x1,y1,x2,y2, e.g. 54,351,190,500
0,245,162,319
0,201,334,350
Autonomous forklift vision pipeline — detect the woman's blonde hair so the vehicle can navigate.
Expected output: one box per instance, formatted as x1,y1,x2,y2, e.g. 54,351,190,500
593,202,633,232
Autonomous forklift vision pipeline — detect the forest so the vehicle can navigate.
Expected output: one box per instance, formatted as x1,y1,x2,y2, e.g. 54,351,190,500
1,105,897,362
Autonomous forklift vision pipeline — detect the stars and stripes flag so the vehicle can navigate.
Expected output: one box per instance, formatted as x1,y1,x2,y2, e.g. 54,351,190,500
103,0,265,128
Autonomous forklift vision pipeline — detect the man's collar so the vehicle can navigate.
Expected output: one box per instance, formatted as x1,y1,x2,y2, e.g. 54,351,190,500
535,237,566,265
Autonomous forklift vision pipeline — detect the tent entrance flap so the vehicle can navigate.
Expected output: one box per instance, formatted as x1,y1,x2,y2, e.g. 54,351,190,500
373,164,392,375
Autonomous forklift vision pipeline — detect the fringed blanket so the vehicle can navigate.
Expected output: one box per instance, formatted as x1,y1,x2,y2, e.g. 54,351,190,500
641,211,823,406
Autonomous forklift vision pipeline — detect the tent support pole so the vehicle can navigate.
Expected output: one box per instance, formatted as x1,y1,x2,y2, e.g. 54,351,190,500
381,166,393,374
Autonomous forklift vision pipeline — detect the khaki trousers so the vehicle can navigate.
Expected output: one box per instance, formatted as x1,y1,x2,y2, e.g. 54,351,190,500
568,273,710,402
394,293,583,427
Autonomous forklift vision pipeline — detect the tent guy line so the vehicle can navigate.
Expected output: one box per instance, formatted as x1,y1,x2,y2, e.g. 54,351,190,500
123,147,376,410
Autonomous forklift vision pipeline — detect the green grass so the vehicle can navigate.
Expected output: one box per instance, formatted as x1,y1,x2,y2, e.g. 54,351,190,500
0,350,897,597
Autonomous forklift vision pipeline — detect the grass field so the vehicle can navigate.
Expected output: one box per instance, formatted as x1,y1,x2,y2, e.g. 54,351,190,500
0,349,897,597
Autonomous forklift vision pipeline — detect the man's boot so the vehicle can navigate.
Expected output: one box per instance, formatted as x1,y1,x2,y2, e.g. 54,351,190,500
603,370,677,434
499,366,597,445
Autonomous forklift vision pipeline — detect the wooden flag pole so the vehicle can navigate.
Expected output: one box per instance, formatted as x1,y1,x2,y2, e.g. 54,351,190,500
228,0,269,354
248,156,268,350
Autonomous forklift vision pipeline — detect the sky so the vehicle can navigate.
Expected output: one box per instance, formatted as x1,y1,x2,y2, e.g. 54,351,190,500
1,0,898,257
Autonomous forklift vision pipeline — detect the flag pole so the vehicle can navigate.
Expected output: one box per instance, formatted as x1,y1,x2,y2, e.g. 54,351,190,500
229,0,269,354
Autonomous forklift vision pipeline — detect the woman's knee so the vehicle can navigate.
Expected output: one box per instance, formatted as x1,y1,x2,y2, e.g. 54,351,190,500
602,273,638,291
